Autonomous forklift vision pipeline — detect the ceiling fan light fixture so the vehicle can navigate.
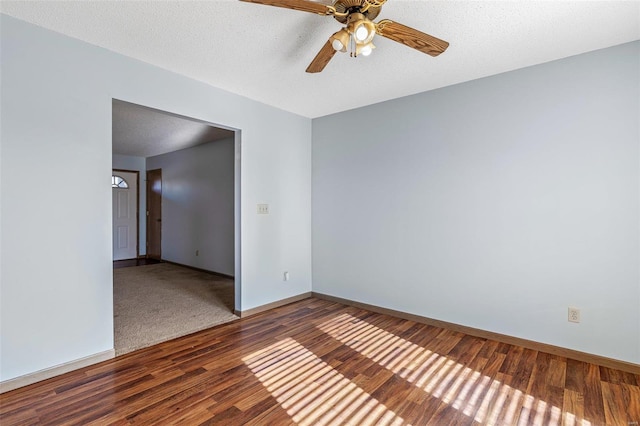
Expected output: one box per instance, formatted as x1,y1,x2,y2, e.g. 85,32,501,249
330,29,350,52
241,0,449,73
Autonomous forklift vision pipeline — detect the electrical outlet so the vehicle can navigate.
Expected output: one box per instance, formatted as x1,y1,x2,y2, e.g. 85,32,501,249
257,204,269,214
568,307,580,323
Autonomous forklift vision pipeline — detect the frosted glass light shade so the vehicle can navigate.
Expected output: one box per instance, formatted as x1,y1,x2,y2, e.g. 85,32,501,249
330,29,349,52
355,25,369,42
356,42,375,57
347,13,375,45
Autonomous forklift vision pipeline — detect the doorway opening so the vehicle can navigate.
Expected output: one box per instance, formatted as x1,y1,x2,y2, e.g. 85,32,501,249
111,99,240,355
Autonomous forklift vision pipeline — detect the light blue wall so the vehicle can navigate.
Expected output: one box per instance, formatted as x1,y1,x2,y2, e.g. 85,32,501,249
112,154,146,256
0,14,312,382
147,138,235,275
312,42,640,364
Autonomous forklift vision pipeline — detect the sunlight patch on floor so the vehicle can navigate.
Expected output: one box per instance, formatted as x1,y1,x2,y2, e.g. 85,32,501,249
243,337,409,426
317,313,592,426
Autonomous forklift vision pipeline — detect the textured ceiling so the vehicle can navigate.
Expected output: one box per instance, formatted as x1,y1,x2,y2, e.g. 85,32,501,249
1,1,639,118
112,100,234,157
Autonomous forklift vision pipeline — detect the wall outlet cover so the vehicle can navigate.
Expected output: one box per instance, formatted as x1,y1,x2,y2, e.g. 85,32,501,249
568,307,580,323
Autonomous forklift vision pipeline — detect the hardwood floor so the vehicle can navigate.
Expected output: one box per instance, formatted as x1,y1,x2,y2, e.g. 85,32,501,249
1,298,637,425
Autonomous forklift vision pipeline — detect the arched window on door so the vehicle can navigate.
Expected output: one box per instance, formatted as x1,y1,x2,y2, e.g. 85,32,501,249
112,175,129,189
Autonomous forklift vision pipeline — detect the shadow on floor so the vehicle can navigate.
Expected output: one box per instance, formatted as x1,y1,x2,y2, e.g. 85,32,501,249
113,258,163,269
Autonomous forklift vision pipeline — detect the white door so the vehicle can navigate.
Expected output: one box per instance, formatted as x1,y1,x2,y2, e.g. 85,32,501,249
112,171,138,260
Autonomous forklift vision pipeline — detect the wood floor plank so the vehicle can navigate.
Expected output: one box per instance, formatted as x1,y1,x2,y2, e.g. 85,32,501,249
565,358,586,393
493,380,524,426
125,386,218,424
622,383,640,423
583,362,606,425
476,339,500,360
499,344,524,376
601,381,628,425
510,347,538,391
547,356,567,389
0,298,635,425
449,335,487,367
562,388,584,425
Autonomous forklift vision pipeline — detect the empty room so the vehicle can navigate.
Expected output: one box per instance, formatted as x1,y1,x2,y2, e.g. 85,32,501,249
0,1,638,425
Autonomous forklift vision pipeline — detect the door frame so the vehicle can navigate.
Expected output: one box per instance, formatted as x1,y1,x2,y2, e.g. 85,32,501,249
112,168,140,260
146,168,162,260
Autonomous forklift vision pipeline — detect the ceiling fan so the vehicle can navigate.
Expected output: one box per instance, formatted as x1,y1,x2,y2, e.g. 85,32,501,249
240,0,449,73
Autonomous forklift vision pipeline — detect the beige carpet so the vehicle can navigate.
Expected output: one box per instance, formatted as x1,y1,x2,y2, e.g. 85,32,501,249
114,263,238,356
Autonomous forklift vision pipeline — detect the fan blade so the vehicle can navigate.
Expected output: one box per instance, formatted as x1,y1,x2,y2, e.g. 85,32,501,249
376,20,449,57
306,40,337,73
239,0,331,15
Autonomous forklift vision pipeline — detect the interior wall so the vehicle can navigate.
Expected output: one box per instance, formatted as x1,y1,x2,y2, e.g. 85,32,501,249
312,41,640,364
112,154,146,256
146,138,235,275
0,14,312,382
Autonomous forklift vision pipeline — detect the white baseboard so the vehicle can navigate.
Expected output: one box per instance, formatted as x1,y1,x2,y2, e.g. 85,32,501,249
312,292,640,375
234,292,312,318
0,349,115,394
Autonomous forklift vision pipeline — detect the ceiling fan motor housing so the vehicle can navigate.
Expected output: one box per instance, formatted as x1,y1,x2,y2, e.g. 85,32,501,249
332,0,381,23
